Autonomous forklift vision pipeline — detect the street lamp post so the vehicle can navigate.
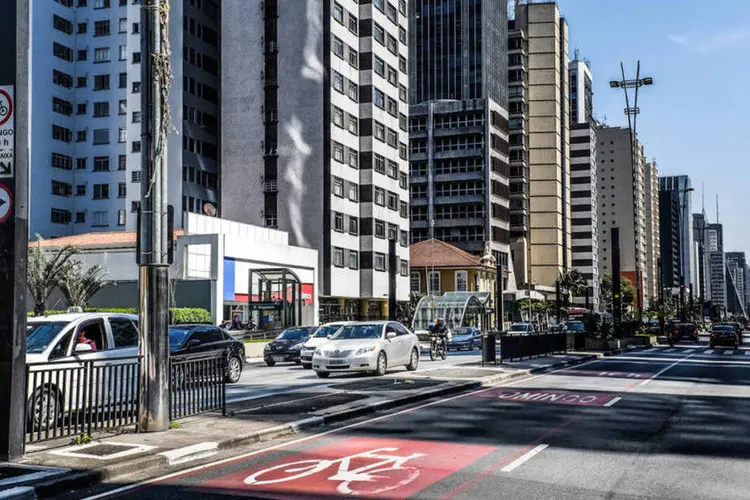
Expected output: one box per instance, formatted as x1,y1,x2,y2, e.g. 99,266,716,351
610,61,653,326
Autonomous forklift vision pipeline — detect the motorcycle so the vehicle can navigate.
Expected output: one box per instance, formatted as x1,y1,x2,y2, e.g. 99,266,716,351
429,334,447,361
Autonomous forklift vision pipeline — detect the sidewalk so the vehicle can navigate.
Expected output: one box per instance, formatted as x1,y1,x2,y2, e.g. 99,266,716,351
1,346,642,498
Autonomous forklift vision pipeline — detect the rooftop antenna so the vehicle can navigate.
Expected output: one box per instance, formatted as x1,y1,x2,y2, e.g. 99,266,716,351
701,181,705,215
574,47,580,61
716,194,720,224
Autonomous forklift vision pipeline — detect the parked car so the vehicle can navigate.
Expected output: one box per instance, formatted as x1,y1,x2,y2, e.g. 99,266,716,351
507,323,535,335
168,325,247,383
563,321,586,333
710,324,739,349
300,322,354,369
263,326,318,366
447,327,482,350
670,323,699,344
311,321,420,378
26,312,141,430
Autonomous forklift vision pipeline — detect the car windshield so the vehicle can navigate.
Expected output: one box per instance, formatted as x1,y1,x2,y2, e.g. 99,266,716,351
332,324,383,340
277,328,312,340
714,326,735,333
169,328,193,349
313,325,343,338
566,322,585,331
509,324,529,332
26,322,69,354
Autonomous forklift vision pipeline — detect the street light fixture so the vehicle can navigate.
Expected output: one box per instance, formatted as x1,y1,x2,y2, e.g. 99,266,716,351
610,61,654,325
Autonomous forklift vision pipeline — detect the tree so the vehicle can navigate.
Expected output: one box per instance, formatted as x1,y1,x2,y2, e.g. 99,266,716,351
59,261,112,309
396,292,423,328
27,236,78,316
557,269,588,306
600,274,636,313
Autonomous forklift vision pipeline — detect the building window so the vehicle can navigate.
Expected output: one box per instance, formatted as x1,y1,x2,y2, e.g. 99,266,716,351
118,45,127,61
374,57,385,76
387,97,398,117
77,49,87,61
76,184,86,196
399,26,407,44
75,212,85,223
348,13,358,34
93,101,110,117
131,201,141,213
94,74,110,90
399,171,408,190
76,103,87,115
94,47,110,62
131,170,142,183
410,272,420,293
332,106,344,127
400,260,408,277
77,22,87,34
332,71,344,93
119,72,127,88
332,176,344,197
333,247,344,267
374,88,385,109
348,47,358,68
349,216,359,235
332,2,343,23
76,130,87,142
76,157,87,170
93,183,109,199
118,182,126,198
333,142,344,163
119,99,127,115
399,84,407,103
399,55,407,73
455,271,468,292
51,208,72,225
93,129,109,145
387,67,398,86
93,156,110,171
94,0,110,9
400,230,408,247
52,97,73,116
386,34,398,55
347,182,358,201
399,201,408,218
333,212,344,232
132,81,141,93
374,154,386,173
118,127,127,143
387,223,398,240
51,153,73,170
132,52,141,63
53,42,73,61
387,129,398,148
349,250,359,270
132,141,142,152
374,187,385,206
348,149,358,168
387,160,398,178
374,122,385,141
333,37,344,58
118,154,126,170
132,111,141,123
347,81,358,101
51,181,72,197
387,191,398,210
374,253,386,272
94,20,110,36
92,210,108,227
117,209,126,226
52,125,73,143
375,219,385,238
348,115,358,135
373,23,385,44
428,271,440,295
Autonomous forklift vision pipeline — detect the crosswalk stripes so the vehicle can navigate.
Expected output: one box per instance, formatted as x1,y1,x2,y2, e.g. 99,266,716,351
703,349,714,354
648,347,750,357
724,350,735,355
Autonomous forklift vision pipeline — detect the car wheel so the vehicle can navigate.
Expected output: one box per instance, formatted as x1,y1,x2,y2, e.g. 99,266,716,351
225,356,243,384
406,348,419,371
374,351,387,376
301,363,312,369
265,360,276,367
316,371,330,378
27,387,62,432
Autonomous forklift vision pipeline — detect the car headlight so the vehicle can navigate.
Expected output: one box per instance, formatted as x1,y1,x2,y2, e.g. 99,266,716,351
291,343,303,351
314,348,322,355
355,346,377,355
264,344,271,351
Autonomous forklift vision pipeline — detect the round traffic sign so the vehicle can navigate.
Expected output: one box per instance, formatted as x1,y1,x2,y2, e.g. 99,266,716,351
0,183,12,223
0,89,12,127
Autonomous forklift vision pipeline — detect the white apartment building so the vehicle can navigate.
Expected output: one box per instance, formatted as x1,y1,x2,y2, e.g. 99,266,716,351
31,0,219,238
644,160,660,300
221,0,410,321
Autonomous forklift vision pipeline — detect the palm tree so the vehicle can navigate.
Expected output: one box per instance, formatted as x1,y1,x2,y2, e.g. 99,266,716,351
557,269,588,306
27,235,78,315
59,261,112,309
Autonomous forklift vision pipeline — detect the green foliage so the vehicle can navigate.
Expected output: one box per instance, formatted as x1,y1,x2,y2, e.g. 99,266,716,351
70,433,92,445
169,421,181,430
59,261,113,309
396,292,424,328
600,274,636,313
557,269,588,306
27,235,78,316
170,308,212,325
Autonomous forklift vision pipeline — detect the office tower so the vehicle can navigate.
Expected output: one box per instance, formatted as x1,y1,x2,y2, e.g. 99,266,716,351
659,188,680,289
644,161,659,300
693,212,708,301
221,0,411,319
512,2,570,288
408,0,515,286
596,126,647,304
568,54,598,310
706,222,726,314
30,0,220,237
725,252,747,317
658,175,695,291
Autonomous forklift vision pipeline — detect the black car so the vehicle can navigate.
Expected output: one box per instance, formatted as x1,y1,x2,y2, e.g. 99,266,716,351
710,325,739,349
672,323,699,344
264,326,317,366
169,325,246,383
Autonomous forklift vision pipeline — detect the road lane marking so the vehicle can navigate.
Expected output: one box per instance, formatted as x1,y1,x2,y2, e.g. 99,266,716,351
724,350,735,355
639,351,698,386
664,348,677,353
603,397,622,407
745,351,750,356
500,444,549,472
160,443,219,466
83,357,607,500
703,350,714,354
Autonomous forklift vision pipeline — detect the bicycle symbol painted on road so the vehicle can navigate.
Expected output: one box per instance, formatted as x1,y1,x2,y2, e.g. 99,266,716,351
244,447,426,496
0,104,7,116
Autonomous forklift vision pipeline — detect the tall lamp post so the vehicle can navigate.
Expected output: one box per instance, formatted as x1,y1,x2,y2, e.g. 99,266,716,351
679,186,695,322
609,61,653,325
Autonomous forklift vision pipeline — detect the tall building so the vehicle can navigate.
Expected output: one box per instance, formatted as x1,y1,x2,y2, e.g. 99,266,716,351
659,188,681,289
644,161,660,300
568,55,598,310
408,0,515,288
658,175,695,291
221,0,411,320
725,252,747,317
706,222,726,314
596,126,647,305
512,2,570,288
693,211,708,301
29,0,220,237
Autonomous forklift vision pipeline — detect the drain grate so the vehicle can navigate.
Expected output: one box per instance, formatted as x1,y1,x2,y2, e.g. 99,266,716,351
72,444,135,457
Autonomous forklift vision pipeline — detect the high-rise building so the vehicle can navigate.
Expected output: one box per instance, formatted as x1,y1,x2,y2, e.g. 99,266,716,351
693,211,708,301
408,0,515,288
596,126,647,305
658,176,695,292
29,0,220,237
221,0,411,320
659,189,681,289
512,2,570,288
568,55,598,310
706,222,726,314
644,161,660,300
725,252,747,317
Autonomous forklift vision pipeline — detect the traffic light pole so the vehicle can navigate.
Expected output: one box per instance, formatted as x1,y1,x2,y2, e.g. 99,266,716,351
0,0,29,462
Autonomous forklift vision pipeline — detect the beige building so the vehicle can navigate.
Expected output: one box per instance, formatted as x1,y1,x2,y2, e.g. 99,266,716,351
644,161,660,301
513,2,571,289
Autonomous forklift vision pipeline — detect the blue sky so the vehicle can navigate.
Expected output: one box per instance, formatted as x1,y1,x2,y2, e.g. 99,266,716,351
556,0,750,252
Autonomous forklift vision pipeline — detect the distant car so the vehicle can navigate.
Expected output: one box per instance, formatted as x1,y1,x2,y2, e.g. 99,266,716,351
311,321,420,378
300,322,354,369
263,326,318,366
710,325,739,349
507,323,535,335
447,327,482,351
671,323,698,344
563,321,586,333
548,324,564,333
168,325,247,383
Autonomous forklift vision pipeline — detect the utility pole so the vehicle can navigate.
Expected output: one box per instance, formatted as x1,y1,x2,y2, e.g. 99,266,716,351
138,0,171,432
611,228,622,337
0,0,29,462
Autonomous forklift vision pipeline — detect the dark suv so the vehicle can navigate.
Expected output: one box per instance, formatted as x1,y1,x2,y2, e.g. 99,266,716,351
669,323,698,344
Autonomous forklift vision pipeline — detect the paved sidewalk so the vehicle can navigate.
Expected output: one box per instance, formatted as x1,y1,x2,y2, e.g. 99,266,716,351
1,346,641,498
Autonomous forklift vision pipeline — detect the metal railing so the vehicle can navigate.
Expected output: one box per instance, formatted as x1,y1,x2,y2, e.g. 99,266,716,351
170,350,226,420
26,356,140,443
500,333,567,362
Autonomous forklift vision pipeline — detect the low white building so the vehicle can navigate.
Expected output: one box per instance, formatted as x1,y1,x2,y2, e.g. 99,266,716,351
33,213,319,326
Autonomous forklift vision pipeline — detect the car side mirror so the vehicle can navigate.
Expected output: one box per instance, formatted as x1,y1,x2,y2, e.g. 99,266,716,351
186,339,201,349
386,331,397,339
74,343,93,353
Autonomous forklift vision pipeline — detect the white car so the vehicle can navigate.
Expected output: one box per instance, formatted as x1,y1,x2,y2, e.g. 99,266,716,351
507,323,535,335
311,321,420,378
300,321,354,369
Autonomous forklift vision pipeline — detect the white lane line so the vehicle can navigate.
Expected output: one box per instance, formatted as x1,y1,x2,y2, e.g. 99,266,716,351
664,348,677,353
603,397,622,407
160,442,219,466
703,349,713,354
745,351,750,356
640,351,698,386
724,350,735,355
501,444,549,472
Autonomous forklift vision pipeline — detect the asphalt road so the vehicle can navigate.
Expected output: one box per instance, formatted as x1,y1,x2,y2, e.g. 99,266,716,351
80,334,750,499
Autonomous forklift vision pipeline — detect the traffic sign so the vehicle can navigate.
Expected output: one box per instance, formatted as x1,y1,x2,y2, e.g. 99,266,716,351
0,86,14,179
0,183,11,223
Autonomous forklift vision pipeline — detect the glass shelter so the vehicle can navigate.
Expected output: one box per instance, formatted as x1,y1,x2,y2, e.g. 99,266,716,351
247,268,303,329
411,292,493,332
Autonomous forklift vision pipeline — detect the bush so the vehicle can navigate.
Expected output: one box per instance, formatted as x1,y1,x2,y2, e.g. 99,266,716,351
170,308,212,325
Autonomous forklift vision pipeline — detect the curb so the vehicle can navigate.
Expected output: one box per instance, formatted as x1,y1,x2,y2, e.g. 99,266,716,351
14,347,630,498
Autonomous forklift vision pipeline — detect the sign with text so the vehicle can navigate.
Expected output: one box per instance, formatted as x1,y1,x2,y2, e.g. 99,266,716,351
0,86,14,179
475,388,618,407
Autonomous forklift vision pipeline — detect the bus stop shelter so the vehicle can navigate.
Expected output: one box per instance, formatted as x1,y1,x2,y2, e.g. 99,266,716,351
248,268,303,329
411,292,493,332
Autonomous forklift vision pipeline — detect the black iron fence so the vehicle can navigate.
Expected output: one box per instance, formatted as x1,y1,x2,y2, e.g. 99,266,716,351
169,350,227,420
500,333,567,362
26,356,140,443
